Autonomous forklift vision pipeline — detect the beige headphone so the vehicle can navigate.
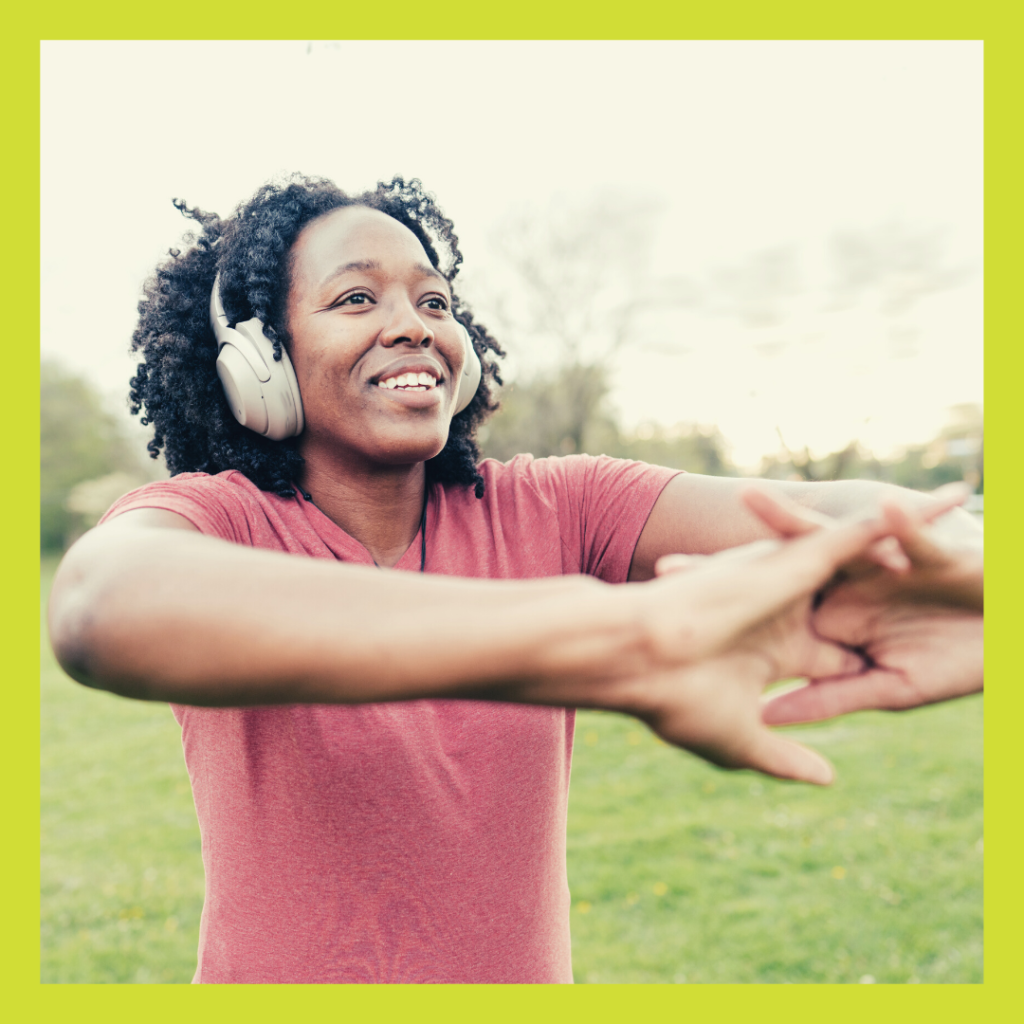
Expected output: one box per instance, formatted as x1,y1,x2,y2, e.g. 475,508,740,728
209,273,482,439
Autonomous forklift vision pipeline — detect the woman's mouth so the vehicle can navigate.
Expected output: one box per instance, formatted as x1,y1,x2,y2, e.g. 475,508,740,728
377,371,439,392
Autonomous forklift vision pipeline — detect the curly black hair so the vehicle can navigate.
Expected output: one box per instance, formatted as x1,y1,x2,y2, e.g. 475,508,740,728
129,174,505,498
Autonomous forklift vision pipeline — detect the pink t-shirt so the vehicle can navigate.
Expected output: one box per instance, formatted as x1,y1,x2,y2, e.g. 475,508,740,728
101,454,679,983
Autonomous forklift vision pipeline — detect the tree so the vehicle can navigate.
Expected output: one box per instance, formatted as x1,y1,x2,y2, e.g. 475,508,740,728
614,422,733,477
478,360,733,476
473,191,700,463
479,362,620,462
40,360,152,552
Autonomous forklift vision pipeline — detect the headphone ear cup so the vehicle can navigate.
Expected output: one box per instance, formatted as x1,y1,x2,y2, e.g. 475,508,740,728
210,274,304,440
454,325,483,415
213,325,304,439
217,344,270,435
231,320,304,439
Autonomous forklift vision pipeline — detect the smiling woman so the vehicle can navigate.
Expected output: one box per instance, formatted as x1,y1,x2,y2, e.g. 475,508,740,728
47,172,982,984
127,176,504,506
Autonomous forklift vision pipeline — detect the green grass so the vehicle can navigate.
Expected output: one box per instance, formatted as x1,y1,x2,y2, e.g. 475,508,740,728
41,558,982,983
41,557,204,983
566,705,982,983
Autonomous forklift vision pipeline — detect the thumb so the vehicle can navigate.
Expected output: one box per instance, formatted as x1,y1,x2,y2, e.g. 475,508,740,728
738,728,835,786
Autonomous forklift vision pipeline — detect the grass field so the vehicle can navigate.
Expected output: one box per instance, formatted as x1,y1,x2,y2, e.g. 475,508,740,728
41,557,982,984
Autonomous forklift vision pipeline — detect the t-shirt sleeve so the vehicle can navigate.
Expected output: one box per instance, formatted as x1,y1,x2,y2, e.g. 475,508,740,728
98,472,264,545
522,455,681,583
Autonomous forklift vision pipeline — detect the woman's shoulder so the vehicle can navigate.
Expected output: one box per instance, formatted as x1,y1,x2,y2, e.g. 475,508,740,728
475,452,676,493
98,469,283,536
101,469,255,508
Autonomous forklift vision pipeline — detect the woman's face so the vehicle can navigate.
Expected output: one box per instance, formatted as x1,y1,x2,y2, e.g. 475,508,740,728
285,205,467,473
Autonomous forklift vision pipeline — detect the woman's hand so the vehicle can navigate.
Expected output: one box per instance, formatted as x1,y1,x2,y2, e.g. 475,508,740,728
744,481,982,610
739,485,984,725
599,500,910,785
637,504,904,668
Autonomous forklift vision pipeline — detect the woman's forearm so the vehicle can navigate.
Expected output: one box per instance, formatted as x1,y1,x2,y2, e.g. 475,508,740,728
783,478,982,548
48,522,652,708
631,474,981,590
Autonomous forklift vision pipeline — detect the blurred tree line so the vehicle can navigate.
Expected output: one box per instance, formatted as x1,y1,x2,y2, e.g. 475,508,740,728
477,361,732,476
42,194,980,551
756,403,983,492
41,359,158,553
477,361,981,494
473,192,981,494
42,357,980,557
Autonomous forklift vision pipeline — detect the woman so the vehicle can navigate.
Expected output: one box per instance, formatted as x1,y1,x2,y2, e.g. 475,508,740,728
48,174,982,983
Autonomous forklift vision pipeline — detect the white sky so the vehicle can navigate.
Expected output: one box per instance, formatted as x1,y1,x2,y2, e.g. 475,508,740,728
41,40,982,469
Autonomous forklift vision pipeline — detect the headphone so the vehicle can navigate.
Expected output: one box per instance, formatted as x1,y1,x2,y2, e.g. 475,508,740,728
209,273,483,440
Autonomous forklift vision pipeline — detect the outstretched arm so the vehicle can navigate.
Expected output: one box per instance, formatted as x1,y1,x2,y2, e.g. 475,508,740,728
49,500,897,782
629,473,981,581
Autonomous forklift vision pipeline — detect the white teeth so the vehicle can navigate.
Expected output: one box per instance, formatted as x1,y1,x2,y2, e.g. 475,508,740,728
378,372,438,390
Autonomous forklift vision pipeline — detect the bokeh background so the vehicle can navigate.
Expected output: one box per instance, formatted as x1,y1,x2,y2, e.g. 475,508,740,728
40,40,982,983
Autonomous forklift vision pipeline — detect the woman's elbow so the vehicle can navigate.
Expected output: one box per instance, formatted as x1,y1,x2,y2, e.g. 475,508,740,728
48,547,101,687
47,535,135,693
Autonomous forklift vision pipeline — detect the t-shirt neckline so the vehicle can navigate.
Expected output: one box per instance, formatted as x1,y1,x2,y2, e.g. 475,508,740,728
292,482,428,572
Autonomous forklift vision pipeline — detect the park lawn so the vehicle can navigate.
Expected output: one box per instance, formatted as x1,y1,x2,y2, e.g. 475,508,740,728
41,558,982,983
41,557,204,984
566,704,982,984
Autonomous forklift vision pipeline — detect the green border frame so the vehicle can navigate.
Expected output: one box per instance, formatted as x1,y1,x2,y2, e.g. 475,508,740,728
11,3,1018,1020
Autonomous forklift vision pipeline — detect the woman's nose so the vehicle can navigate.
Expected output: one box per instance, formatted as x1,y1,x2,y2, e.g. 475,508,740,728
379,305,433,348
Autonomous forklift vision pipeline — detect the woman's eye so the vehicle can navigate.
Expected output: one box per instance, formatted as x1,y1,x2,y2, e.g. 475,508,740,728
423,296,449,311
335,292,373,307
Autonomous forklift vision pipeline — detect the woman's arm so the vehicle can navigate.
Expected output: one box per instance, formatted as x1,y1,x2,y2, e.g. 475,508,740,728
629,473,981,581
48,508,649,707
51,505,873,708
48,501,897,786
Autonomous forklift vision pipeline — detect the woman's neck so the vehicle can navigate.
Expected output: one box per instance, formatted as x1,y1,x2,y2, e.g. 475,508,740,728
297,457,427,569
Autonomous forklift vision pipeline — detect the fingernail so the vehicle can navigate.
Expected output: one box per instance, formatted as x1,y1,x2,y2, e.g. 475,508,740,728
807,756,834,786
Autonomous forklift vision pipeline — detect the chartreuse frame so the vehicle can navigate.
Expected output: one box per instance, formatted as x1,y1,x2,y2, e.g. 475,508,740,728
5,2,1018,1021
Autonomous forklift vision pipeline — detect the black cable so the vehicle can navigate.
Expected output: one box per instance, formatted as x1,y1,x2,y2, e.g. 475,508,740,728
419,498,427,573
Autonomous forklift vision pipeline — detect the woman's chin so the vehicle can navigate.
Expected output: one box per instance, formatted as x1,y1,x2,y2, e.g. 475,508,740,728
300,427,450,472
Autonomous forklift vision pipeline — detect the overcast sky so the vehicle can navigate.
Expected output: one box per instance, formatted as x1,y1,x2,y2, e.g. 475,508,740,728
41,40,982,468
